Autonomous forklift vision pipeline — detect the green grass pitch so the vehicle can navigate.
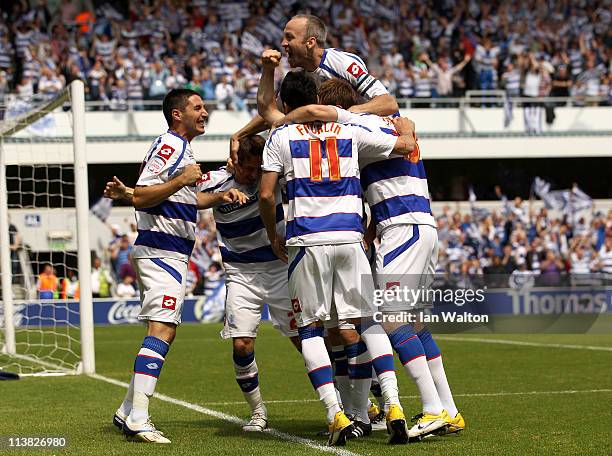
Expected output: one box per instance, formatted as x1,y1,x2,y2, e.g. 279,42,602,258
1,323,611,455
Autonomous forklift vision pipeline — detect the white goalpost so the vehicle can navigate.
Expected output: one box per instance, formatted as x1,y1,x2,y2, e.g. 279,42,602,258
0,80,95,376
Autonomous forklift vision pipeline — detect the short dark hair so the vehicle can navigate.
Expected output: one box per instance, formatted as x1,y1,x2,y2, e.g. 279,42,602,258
162,88,201,127
279,70,318,111
318,79,358,109
292,14,327,47
237,135,266,163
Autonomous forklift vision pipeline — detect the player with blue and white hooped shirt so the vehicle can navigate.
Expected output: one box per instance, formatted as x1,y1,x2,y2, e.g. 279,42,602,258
269,78,464,439
103,89,248,445
203,135,300,433
259,70,420,446
229,14,399,153
105,136,300,434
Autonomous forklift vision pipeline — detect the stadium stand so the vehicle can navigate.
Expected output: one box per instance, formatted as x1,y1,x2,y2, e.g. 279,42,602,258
0,0,609,108
1,1,610,296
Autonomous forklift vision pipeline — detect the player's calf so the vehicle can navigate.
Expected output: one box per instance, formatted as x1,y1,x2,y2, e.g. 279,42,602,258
233,338,267,432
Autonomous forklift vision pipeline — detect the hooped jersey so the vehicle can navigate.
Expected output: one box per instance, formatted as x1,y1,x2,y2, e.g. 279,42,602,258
205,167,286,274
133,130,214,262
262,121,397,246
314,48,389,100
333,108,436,233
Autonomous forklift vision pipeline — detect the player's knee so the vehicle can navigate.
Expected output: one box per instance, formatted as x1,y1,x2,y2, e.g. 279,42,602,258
233,337,255,356
289,335,302,352
326,326,343,346
412,320,425,333
338,328,360,346
147,321,177,345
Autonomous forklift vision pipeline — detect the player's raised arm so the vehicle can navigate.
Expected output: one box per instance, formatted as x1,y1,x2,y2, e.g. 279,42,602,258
257,50,285,125
353,119,416,159
133,163,202,209
348,93,399,116
272,104,338,129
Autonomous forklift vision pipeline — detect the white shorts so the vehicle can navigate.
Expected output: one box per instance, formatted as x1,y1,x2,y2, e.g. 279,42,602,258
134,257,187,325
221,269,298,339
288,243,375,328
375,224,438,311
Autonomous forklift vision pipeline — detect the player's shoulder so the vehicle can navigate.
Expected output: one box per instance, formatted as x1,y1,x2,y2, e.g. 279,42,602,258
266,124,291,145
322,48,369,76
159,130,188,149
199,166,234,192
146,130,187,161
324,48,367,66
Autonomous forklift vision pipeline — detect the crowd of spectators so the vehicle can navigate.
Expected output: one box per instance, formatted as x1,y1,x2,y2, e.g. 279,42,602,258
0,0,609,109
435,201,612,290
27,196,612,299
96,212,223,298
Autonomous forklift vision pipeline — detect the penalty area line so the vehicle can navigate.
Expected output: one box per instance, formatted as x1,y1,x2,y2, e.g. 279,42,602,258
91,373,360,456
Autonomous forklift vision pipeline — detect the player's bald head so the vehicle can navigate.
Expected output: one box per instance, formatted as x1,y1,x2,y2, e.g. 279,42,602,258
289,14,326,47
318,79,359,110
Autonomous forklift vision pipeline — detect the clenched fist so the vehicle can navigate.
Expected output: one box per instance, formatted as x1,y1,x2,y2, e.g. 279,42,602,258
179,164,203,186
262,49,281,69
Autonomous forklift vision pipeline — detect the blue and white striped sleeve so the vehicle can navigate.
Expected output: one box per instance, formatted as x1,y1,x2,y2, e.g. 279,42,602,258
198,168,233,193
323,49,390,99
136,139,184,187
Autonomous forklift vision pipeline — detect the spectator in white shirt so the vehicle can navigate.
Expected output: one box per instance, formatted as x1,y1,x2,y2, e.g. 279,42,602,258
421,52,472,98
38,66,64,99
215,75,235,110
116,275,137,298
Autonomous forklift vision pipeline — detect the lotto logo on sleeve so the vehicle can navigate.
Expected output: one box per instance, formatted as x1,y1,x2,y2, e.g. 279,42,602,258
197,172,211,185
162,295,177,310
157,144,175,161
291,298,302,313
347,62,366,78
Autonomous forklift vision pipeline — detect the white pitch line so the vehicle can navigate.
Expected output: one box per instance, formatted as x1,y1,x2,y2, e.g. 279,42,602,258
435,336,612,352
204,388,612,406
91,374,360,456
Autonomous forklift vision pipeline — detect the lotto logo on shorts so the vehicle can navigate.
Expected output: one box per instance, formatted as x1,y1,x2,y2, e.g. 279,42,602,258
386,282,400,290
291,298,302,313
162,295,177,310
347,62,366,78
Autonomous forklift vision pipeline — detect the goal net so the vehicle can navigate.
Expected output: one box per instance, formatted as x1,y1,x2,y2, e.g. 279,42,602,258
0,81,95,377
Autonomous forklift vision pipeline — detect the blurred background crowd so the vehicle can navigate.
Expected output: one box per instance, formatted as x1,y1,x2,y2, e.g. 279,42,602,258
33,200,609,299
1,0,608,297
0,0,610,108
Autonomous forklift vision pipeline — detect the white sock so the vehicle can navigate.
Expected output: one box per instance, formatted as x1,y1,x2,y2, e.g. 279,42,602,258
404,356,444,415
302,333,341,423
360,324,400,407
428,356,458,416
118,375,134,416
234,353,264,413
346,341,372,424
130,346,166,423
